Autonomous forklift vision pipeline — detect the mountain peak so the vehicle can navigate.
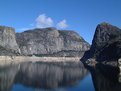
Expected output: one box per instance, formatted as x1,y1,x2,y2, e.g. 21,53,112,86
99,22,111,26
96,22,121,32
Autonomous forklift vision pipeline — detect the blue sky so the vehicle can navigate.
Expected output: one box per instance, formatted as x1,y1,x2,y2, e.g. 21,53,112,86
0,0,121,44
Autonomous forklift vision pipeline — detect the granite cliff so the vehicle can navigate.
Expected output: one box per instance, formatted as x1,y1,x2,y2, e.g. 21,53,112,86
16,27,90,57
0,26,20,55
0,26,90,57
81,22,121,62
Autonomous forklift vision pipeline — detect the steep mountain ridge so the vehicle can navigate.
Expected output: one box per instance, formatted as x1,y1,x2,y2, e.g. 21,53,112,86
0,26,90,57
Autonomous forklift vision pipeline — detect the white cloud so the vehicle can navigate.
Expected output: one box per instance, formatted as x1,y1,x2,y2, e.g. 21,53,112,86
18,14,69,31
57,20,68,29
35,14,54,28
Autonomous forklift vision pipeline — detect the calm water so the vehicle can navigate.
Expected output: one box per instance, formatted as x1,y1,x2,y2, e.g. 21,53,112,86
0,61,121,91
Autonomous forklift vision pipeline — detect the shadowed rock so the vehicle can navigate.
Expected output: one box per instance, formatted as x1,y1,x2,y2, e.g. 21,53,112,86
85,63,121,91
81,22,121,62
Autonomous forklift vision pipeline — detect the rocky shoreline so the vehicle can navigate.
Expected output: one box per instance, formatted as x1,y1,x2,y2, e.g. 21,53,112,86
0,56,81,66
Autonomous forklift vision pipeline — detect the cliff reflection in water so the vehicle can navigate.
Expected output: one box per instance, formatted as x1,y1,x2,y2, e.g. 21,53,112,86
85,62,121,91
0,61,88,91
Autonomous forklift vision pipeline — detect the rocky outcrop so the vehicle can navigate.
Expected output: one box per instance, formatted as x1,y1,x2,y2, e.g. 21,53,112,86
0,26,20,55
81,22,121,62
16,27,90,56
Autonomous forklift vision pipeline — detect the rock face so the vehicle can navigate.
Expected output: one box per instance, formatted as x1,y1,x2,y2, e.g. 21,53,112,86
81,22,121,62
0,26,89,57
0,26,20,55
16,27,90,56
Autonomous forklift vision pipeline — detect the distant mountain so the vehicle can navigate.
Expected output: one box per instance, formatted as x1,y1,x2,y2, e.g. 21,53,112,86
81,22,121,62
0,26,90,57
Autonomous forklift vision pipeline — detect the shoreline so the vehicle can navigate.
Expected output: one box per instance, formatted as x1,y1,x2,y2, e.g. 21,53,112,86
0,56,81,66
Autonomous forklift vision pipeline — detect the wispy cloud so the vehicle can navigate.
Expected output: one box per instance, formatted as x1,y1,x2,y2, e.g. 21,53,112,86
57,20,68,29
35,14,69,29
35,14,54,28
18,14,69,31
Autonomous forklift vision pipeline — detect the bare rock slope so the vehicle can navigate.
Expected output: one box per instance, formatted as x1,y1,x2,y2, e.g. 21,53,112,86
16,27,90,57
0,26,20,55
0,26,90,57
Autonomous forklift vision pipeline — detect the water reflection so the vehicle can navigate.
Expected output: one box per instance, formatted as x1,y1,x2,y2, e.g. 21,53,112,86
85,62,121,91
0,65,19,91
0,62,88,91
